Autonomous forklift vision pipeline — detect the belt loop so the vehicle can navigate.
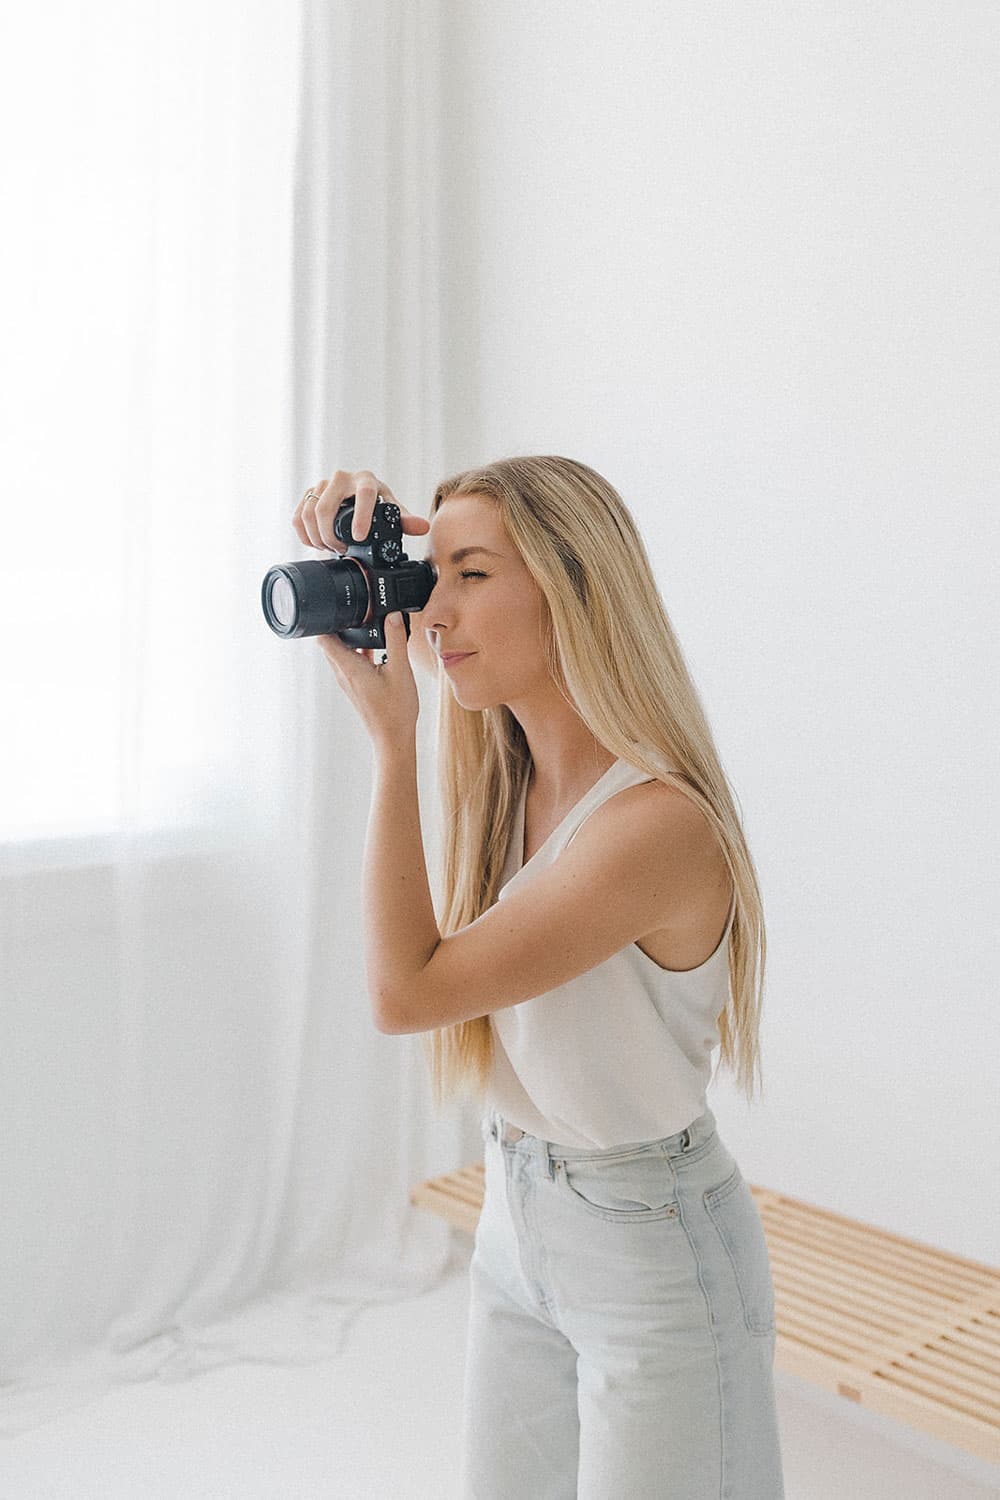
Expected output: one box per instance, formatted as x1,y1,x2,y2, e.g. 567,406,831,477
680,1127,691,1152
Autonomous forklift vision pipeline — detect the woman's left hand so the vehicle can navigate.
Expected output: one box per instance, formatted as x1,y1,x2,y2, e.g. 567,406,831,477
317,612,419,755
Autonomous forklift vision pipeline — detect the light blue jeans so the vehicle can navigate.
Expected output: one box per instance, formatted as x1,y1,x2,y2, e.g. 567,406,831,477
459,1104,785,1499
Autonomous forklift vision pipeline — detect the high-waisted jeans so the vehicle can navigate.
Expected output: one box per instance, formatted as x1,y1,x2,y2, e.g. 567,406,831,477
459,1104,785,1500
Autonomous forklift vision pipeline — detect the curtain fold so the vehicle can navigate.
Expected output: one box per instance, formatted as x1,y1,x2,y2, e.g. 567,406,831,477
0,0,462,1438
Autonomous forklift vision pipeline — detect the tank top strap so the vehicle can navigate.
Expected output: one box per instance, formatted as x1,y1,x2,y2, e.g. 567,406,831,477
561,759,658,851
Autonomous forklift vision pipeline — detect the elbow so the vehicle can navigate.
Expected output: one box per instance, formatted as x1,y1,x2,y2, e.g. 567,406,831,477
375,989,425,1034
376,946,443,1034
372,988,403,1034
377,992,434,1036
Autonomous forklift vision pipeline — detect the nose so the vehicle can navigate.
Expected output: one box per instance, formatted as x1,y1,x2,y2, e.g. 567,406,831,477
424,575,458,635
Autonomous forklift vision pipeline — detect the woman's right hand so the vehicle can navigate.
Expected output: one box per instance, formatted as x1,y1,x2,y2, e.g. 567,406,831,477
292,468,430,551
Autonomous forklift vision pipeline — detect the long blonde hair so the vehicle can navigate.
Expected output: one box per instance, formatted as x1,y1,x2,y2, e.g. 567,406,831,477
420,455,767,1114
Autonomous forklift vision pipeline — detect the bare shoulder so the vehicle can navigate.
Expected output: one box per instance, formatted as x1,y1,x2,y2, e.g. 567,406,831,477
587,776,714,842
570,777,730,926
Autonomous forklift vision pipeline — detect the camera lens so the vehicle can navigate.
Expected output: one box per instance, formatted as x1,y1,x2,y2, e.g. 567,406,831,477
261,559,370,638
269,574,297,630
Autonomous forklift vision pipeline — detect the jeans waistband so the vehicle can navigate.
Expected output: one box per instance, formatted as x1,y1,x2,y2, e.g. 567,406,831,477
483,1105,717,1162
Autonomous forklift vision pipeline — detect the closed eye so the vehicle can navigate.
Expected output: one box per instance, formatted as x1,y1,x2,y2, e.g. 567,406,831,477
459,569,489,580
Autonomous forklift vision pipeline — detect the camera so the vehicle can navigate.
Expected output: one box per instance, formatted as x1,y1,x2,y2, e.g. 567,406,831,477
261,496,436,647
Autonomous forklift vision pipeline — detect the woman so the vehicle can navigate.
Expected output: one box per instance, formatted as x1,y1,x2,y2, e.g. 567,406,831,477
294,457,785,1500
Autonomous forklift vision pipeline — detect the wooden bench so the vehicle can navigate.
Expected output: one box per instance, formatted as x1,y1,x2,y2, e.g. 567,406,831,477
410,1163,1000,1464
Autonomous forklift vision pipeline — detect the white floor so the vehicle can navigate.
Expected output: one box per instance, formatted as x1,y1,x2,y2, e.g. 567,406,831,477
1,1236,998,1500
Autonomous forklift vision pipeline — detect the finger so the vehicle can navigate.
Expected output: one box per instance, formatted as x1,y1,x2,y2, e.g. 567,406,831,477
298,481,331,549
291,509,310,547
383,610,410,663
400,511,430,535
351,473,381,542
314,473,352,550
374,480,400,508
373,486,429,534
316,630,355,675
292,484,324,548
385,609,404,638
350,473,413,542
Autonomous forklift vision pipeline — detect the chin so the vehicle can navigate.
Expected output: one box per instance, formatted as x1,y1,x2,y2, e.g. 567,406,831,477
447,684,501,711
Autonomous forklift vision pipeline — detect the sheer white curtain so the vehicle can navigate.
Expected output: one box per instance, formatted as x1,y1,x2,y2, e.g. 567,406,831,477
0,0,462,1437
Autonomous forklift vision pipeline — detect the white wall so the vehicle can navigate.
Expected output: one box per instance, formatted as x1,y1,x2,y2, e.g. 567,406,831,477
438,1,999,1262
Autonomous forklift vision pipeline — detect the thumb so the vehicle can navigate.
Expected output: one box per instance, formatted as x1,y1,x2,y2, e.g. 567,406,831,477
386,611,408,653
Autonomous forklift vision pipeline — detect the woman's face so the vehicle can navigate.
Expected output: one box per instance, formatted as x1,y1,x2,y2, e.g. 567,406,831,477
421,494,550,711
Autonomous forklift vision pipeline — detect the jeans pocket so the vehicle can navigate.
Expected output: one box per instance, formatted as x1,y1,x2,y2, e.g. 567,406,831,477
558,1149,680,1224
704,1167,776,1334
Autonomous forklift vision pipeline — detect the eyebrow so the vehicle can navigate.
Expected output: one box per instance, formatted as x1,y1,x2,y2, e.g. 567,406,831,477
424,546,503,567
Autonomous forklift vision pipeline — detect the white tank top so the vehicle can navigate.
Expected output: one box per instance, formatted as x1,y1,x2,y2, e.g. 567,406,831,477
486,756,735,1150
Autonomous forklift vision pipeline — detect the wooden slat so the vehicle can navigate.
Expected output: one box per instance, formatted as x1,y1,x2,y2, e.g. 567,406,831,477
410,1165,1000,1464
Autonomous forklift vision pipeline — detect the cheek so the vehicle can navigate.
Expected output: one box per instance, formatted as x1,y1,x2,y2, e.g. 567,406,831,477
497,594,546,653
485,620,545,677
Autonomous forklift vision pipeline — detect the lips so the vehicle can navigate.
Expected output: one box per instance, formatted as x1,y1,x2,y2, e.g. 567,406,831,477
440,652,475,666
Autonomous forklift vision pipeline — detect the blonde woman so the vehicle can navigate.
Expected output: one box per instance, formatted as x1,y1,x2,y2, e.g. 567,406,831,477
295,459,785,1500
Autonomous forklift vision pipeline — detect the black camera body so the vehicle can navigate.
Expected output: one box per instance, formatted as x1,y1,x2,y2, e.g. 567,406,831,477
261,496,435,646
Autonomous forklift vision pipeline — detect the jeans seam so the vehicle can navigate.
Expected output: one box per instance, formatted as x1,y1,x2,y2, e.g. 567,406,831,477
703,1174,775,1336
675,1190,726,1499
